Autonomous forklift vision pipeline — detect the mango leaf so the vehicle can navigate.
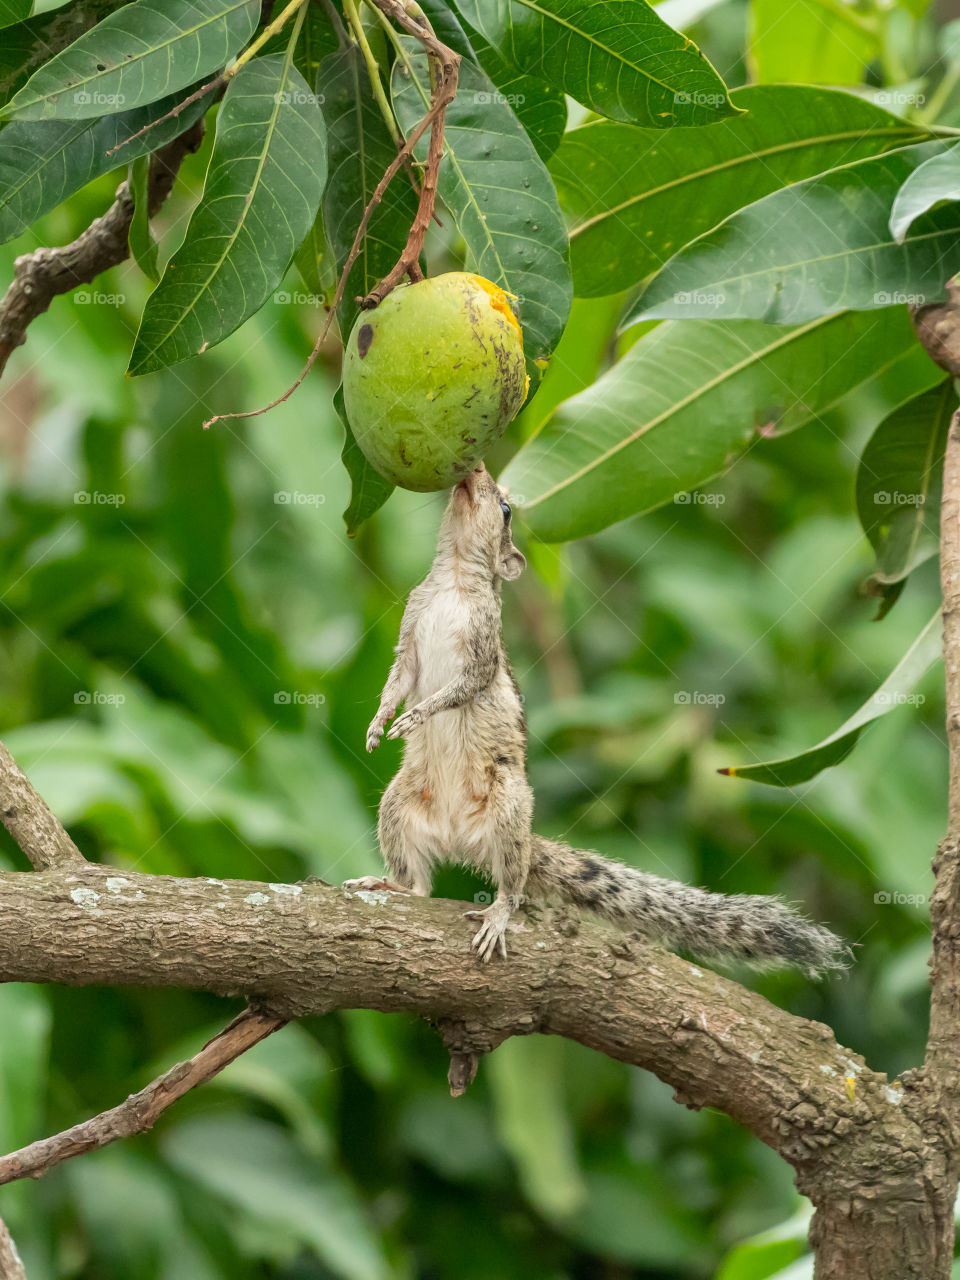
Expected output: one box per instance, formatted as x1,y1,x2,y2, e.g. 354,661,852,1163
0,0,31,30
318,44,419,342
392,48,571,379
628,142,959,325
0,84,211,246
551,85,929,299
856,380,952,616
128,154,160,282
4,0,259,120
501,308,942,542
453,0,738,127
0,0,118,108
719,611,941,787
128,54,327,375
890,142,960,241
749,0,877,86
334,385,394,536
163,1115,391,1280
420,0,566,161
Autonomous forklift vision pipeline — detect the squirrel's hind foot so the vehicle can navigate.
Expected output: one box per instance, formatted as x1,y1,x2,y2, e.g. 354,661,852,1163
465,901,511,961
342,876,410,895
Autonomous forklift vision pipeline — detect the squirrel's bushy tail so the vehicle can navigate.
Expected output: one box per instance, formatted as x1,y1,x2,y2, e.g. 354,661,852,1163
526,836,848,977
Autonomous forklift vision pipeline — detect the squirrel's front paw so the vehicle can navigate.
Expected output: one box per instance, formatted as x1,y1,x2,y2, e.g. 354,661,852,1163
386,708,423,739
366,721,385,752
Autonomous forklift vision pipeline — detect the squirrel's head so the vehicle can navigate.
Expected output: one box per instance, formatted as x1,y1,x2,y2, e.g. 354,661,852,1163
443,464,526,582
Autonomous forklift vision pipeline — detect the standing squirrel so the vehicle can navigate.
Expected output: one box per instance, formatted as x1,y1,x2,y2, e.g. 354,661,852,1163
345,466,847,974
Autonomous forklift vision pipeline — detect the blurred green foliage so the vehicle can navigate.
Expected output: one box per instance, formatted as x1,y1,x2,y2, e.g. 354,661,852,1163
0,0,954,1276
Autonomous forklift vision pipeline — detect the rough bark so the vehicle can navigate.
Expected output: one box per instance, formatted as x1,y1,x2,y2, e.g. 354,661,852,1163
0,740,85,870
0,1217,26,1280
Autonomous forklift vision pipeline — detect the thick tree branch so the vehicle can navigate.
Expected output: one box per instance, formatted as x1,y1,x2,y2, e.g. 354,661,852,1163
0,1006,284,1187
0,864,913,1177
0,740,84,870
0,1217,27,1280
0,117,206,378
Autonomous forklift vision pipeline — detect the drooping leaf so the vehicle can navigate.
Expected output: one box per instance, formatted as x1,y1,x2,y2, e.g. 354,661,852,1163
628,142,959,325
501,308,942,542
420,0,566,161
293,208,334,296
0,85,211,246
719,611,941,786
4,0,259,120
856,380,953,615
128,153,160,282
335,385,394,536
748,0,877,85
453,0,738,126
128,54,328,375
890,141,960,241
551,85,929,299
318,44,419,342
392,48,571,379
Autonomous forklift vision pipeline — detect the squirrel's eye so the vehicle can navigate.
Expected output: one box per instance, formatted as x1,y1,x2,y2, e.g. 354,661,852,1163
499,500,511,523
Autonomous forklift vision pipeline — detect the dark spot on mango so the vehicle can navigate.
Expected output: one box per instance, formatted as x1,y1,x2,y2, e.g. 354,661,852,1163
357,323,374,359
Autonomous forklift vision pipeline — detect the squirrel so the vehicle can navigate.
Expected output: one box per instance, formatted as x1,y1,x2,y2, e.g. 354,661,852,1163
344,465,847,974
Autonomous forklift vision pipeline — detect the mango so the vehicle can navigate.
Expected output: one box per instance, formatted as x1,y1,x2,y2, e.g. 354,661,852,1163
342,272,528,491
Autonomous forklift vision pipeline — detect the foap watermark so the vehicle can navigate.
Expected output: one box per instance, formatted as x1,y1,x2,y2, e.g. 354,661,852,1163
274,690,326,707
74,690,125,707
473,90,525,106
872,690,925,708
872,89,925,109
274,89,324,106
673,289,726,308
874,291,928,305
674,91,727,108
74,291,125,307
274,290,323,307
74,490,125,506
675,690,726,706
674,490,725,506
874,889,927,907
74,90,125,107
274,490,325,507
874,490,925,507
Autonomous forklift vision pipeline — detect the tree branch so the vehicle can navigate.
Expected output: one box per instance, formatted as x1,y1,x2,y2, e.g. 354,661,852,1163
0,1006,284,1187
0,863,912,1179
0,1217,27,1280
0,117,206,378
0,740,85,870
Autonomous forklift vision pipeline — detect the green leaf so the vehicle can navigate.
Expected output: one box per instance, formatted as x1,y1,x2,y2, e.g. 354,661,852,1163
487,1038,586,1219
335,385,394,535
890,141,960,241
392,48,571,378
163,1115,391,1280
293,208,334,296
0,0,117,108
128,154,160,281
0,85,211,246
719,611,941,786
420,0,566,161
501,308,940,541
453,0,738,126
628,142,959,325
4,0,259,120
551,85,929,299
856,380,952,614
748,0,877,86
318,44,419,342
128,54,328,375
0,0,31,31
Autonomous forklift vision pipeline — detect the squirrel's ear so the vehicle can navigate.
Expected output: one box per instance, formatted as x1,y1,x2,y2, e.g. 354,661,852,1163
499,549,526,581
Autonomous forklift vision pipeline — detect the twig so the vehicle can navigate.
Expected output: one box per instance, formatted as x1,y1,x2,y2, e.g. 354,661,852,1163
105,76,222,157
0,740,84,871
201,1,459,429
0,119,206,379
0,1217,27,1280
0,1007,286,1186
